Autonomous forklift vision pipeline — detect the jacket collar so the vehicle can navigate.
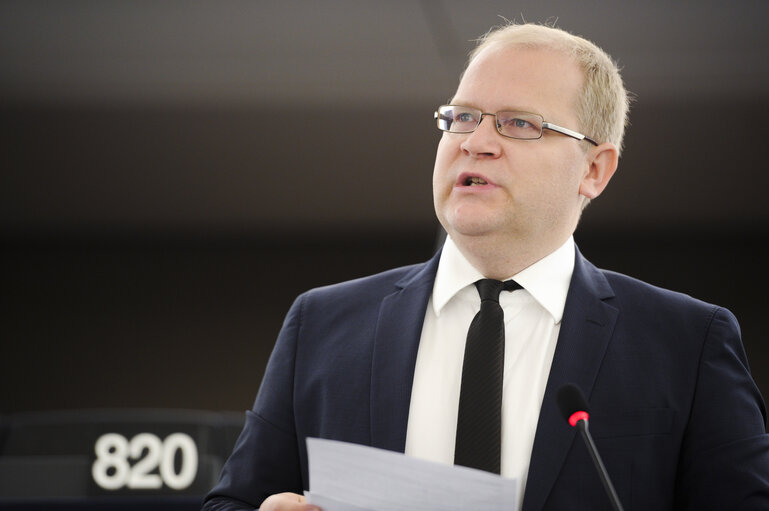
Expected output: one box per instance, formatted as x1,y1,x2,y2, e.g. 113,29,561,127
369,250,442,452
522,246,618,511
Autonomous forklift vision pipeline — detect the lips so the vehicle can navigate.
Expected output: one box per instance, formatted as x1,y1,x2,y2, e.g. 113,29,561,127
456,172,494,187
465,176,488,186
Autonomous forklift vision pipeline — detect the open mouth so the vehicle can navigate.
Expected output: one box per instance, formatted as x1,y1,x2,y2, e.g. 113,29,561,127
464,176,488,186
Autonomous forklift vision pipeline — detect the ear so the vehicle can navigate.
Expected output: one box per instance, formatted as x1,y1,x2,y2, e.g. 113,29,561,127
579,142,619,199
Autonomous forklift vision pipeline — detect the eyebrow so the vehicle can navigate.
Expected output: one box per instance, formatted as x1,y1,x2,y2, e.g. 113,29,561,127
450,101,546,117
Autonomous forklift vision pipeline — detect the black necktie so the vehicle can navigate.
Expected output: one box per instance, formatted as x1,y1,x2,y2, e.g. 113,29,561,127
454,278,521,474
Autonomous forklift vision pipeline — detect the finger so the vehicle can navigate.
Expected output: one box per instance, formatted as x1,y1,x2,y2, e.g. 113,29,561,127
260,492,320,511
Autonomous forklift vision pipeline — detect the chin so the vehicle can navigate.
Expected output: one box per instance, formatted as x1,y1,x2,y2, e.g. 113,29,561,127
444,217,501,239
441,202,498,230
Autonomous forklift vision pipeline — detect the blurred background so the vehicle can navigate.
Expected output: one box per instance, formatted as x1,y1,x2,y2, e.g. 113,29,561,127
1,0,768,503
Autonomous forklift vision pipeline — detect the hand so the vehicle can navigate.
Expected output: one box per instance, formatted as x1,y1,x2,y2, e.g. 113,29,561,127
260,492,321,511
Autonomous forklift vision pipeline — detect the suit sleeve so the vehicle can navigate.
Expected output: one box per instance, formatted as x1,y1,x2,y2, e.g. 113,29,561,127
675,307,769,509
202,295,307,510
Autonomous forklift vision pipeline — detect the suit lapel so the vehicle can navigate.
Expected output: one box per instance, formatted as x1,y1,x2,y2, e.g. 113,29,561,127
522,248,619,511
370,252,440,452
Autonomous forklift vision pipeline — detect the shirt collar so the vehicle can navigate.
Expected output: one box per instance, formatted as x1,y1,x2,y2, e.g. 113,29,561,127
432,235,575,324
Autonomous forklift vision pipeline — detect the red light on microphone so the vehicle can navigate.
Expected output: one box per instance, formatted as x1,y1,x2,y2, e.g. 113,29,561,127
568,410,589,427
557,384,625,511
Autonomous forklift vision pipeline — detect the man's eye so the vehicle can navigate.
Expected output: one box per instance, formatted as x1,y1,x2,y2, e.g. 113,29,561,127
456,112,476,123
513,118,532,128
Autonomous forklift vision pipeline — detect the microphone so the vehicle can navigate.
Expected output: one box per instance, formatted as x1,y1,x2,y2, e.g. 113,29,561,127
557,384,625,511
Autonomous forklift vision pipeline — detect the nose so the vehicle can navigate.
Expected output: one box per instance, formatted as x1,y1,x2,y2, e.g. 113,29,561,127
460,114,502,158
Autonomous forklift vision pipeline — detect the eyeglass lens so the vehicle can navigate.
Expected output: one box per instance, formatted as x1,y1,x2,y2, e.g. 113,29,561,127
436,105,544,140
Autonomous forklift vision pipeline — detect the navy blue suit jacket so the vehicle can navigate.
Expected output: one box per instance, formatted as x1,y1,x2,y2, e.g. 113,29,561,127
204,248,769,510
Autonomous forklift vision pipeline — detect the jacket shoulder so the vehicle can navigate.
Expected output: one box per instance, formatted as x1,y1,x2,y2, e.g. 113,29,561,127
309,261,427,297
594,267,740,336
601,268,719,308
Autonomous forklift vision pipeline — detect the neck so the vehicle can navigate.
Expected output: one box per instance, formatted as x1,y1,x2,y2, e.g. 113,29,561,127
449,231,571,280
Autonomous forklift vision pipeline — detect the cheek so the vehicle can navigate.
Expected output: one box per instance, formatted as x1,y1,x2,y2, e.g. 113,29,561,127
512,153,584,208
543,147,587,187
432,136,457,186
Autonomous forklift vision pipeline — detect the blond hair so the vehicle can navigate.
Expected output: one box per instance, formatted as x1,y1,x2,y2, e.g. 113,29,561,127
468,22,631,154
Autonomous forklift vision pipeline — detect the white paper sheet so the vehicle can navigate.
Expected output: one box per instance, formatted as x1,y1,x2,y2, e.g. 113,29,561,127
306,437,518,511
304,492,374,511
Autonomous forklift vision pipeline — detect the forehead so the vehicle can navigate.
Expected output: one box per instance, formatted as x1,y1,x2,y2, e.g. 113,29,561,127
453,45,583,121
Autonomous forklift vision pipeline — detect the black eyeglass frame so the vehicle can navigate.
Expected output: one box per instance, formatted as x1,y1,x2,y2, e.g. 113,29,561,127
434,105,599,146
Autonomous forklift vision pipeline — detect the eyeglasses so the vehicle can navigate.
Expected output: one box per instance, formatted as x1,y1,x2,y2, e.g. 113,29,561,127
434,105,598,146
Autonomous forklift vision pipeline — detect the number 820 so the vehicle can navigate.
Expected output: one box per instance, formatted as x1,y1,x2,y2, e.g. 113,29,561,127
91,432,198,490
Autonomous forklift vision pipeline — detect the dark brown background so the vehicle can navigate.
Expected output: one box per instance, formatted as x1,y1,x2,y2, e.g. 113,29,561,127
1,1,768,414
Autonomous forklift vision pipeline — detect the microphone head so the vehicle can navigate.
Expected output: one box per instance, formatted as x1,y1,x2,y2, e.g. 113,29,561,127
557,384,590,427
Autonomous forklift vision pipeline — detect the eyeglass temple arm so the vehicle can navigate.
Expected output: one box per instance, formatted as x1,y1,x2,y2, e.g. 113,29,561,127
542,122,599,146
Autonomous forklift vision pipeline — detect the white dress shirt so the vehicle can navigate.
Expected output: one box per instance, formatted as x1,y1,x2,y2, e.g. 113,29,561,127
404,235,575,507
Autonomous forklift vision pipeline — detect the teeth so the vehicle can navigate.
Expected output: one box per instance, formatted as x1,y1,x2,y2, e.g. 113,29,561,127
466,176,488,186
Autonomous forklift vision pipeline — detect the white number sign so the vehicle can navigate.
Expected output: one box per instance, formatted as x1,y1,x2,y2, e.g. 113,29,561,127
91,432,198,490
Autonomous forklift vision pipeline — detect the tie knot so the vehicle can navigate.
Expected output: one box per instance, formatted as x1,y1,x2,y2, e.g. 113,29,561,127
475,279,521,303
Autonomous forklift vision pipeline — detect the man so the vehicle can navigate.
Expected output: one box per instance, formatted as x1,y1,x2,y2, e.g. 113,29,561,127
203,23,769,510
